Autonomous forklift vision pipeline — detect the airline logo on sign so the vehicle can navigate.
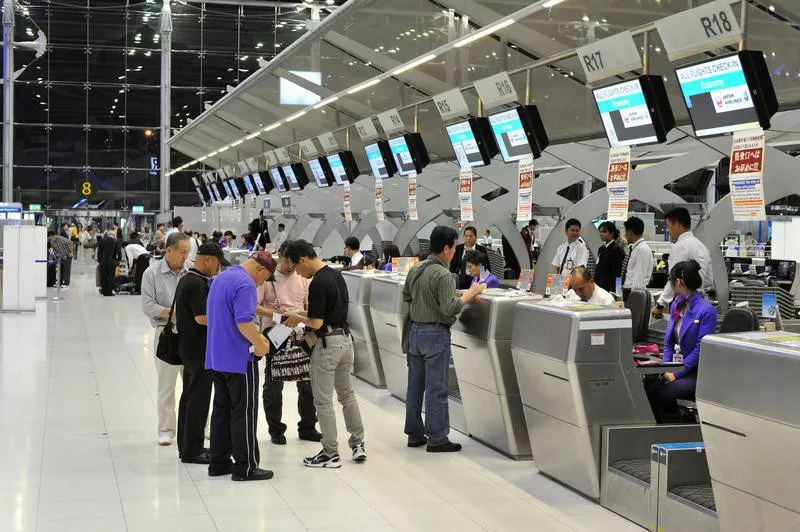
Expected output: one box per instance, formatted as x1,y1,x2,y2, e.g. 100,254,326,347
710,88,752,114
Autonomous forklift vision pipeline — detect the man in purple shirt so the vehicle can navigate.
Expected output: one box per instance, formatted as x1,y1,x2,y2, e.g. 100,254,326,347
206,251,275,481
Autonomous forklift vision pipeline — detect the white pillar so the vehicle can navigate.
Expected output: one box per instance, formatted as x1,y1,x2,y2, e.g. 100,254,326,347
3,0,15,203
160,0,172,215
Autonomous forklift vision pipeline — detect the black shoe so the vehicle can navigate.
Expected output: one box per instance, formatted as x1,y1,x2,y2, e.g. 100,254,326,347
407,438,427,448
271,434,287,445
303,450,342,468
208,462,234,476
182,452,211,464
426,441,462,453
232,468,274,481
299,431,323,442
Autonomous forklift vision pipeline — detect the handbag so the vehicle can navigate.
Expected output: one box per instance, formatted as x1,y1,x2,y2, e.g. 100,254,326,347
156,292,182,366
268,332,311,382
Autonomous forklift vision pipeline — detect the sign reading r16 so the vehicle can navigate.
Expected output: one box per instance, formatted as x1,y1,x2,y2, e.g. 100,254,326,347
436,100,452,115
581,51,604,73
494,78,514,97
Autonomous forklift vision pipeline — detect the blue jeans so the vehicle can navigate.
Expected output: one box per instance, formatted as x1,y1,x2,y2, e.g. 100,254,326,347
404,323,451,445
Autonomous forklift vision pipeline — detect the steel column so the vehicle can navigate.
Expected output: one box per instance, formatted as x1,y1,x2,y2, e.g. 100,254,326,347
160,0,173,215
3,0,14,203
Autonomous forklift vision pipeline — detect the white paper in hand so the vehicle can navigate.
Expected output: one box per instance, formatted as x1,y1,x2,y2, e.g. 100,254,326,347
267,324,293,349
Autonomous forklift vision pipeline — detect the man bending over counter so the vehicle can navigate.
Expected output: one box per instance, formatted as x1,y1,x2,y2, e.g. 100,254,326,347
567,266,615,306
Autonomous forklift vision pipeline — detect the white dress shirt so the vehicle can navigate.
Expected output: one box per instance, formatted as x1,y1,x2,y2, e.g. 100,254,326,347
187,236,198,265
622,238,654,290
552,239,589,274
567,284,616,306
657,230,714,307
125,243,149,268
350,251,364,268
275,231,287,247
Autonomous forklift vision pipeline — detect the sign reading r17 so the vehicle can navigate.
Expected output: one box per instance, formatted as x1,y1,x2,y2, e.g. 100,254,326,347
582,51,603,73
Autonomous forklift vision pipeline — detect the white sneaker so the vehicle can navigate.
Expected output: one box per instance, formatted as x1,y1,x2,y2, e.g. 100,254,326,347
158,433,172,446
352,444,367,463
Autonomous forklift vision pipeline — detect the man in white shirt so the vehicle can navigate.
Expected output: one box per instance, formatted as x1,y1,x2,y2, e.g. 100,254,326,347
275,223,287,247
621,216,654,299
652,207,713,318
568,266,616,306
166,216,183,236
342,236,364,270
183,227,199,267
482,229,494,248
551,218,589,274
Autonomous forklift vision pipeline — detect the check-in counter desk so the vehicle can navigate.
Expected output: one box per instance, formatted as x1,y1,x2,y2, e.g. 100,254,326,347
697,331,800,531
511,302,659,498
451,290,534,459
342,270,386,388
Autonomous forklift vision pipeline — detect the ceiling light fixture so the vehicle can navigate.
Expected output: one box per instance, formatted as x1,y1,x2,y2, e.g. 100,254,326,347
454,18,515,48
392,53,437,75
542,0,565,7
230,139,244,147
347,78,381,94
286,110,307,122
262,122,282,133
246,131,260,140
207,150,219,157
313,96,338,109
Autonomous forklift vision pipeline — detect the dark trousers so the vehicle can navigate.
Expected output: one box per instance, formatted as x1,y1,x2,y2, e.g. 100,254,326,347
100,262,115,296
209,361,261,477
59,257,72,285
646,374,697,423
47,263,57,287
134,255,150,293
177,362,212,458
262,366,317,438
404,323,452,445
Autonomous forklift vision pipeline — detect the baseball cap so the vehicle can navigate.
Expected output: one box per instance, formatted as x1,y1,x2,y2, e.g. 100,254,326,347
197,242,231,266
250,251,276,272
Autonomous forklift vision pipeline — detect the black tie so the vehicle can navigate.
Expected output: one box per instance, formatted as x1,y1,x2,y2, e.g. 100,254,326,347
621,245,632,284
559,244,571,274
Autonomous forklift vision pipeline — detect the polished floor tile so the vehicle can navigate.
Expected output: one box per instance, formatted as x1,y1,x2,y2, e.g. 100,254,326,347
0,272,641,531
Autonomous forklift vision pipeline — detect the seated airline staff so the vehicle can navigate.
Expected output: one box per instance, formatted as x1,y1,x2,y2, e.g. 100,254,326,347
646,260,717,423
465,250,501,289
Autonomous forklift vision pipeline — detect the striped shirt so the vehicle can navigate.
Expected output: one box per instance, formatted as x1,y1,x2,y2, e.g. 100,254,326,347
403,255,463,326
50,235,71,257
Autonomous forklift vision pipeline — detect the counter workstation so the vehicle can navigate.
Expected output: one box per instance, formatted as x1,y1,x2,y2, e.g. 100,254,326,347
510,301,700,526
450,289,534,459
342,270,386,388
368,274,467,434
697,331,800,531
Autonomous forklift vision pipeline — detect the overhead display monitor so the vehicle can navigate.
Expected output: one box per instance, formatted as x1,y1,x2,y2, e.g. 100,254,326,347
251,172,267,195
388,133,430,176
210,181,223,202
242,174,255,195
191,177,207,205
308,157,334,187
675,50,779,138
445,117,499,167
592,75,675,147
487,105,549,162
221,179,233,199
270,167,287,192
281,163,309,191
326,151,360,184
228,179,242,200
364,140,397,179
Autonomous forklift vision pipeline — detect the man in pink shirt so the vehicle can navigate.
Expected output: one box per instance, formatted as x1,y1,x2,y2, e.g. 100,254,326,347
257,241,322,445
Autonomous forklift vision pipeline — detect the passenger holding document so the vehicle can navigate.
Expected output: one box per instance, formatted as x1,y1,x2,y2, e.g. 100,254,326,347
646,260,717,423
551,218,589,275
651,208,713,319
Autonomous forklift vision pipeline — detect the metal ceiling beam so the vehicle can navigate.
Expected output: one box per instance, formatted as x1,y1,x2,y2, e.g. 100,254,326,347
271,67,379,118
181,0,307,8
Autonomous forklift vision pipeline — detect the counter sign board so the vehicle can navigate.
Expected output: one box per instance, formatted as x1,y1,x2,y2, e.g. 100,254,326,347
459,167,474,221
577,31,642,83
606,146,631,221
516,156,534,222
655,0,741,61
729,127,766,221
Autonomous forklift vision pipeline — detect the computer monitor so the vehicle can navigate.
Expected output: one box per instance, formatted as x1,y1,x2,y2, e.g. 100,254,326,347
363,139,397,179
445,117,499,167
487,105,549,162
387,133,430,176
270,167,287,192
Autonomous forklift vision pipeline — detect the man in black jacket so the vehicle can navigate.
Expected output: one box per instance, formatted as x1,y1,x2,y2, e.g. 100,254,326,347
595,221,625,293
97,230,122,296
449,226,490,289
249,210,271,250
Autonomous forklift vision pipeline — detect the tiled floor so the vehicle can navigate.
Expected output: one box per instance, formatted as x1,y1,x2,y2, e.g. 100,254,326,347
0,264,642,531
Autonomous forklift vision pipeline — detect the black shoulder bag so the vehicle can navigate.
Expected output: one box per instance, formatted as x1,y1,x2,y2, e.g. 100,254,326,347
156,291,182,366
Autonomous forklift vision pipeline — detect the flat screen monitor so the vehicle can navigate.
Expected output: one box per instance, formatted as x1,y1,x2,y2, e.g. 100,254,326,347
270,167,287,192
228,179,242,200
252,172,267,195
326,151,360,185
242,174,255,195
221,179,233,199
281,163,309,191
308,157,334,187
487,105,549,162
445,117,499,167
675,50,779,138
388,133,430,176
364,140,397,179
211,182,223,201
592,75,675,147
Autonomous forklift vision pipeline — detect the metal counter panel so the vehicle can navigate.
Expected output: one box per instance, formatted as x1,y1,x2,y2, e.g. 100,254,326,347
369,276,407,316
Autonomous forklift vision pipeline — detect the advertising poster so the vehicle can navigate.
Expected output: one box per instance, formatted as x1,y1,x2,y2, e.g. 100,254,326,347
408,172,418,221
263,197,271,214
516,155,534,222
729,128,767,221
375,178,384,221
201,208,207,223
458,167,473,221
280,195,291,216
343,183,352,222
606,146,631,221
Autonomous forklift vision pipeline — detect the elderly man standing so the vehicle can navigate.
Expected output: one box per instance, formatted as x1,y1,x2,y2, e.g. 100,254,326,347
141,231,191,446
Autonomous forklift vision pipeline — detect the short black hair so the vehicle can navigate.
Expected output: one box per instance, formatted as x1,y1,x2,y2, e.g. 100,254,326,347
598,221,620,240
278,240,291,256
224,230,234,237
344,236,360,251
157,223,165,230
278,223,285,230
570,265,593,283
47,230,56,237
624,216,645,236
746,232,753,237
283,239,317,262
664,207,691,230
669,260,703,291
212,230,222,239
172,216,183,227
242,234,254,245
165,231,190,249
463,226,477,237
565,218,581,230
130,232,139,240
529,219,539,227
430,226,458,254
464,250,489,268
363,255,376,267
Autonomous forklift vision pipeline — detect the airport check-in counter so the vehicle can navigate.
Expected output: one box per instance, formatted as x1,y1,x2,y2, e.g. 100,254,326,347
342,270,386,388
511,301,699,506
697,331,800,531
450,290,534,459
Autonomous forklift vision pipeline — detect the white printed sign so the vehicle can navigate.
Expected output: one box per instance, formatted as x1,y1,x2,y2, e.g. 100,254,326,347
729,128,766,221
318,132,339,153
374,178,384,221
274,147,291,164
201,208,207,223
474,72,518,110
343,183,352,222
354,118,379,141
606,146,631,221
408,172,418,221
655,0,741,61
458,167,474,222
516,156,534,222
265,151,278,167
432,88,470,121
299,139,318,158
576,31,642,83
377,108,405,136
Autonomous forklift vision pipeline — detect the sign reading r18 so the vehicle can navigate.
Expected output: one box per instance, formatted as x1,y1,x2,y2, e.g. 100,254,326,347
436,100,452,115
581,51,604,73
701,11,733,37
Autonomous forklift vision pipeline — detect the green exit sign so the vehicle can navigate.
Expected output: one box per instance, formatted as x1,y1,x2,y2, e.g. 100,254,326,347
132,205,145,213
28,203,42,211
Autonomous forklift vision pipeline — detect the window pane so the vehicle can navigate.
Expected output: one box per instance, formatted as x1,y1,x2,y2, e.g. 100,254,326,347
125,88,160,127
49,127,87,168
14,126,48,168
49,84,87,125
48,46,88,83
